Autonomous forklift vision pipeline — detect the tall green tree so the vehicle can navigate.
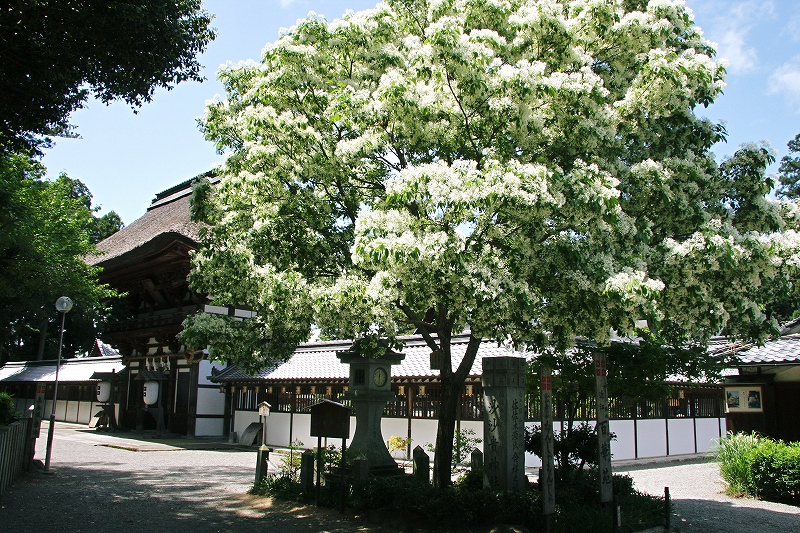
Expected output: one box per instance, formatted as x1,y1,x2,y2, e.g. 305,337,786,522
0,0,216,152
778,133,800,200
0,153,117,363
183,0,800,486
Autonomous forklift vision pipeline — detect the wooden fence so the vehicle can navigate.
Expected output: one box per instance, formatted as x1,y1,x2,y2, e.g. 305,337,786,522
0,418,32,496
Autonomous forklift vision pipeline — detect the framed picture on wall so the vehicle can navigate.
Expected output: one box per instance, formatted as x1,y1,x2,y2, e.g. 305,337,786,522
724,386,763,413
726,390,740,409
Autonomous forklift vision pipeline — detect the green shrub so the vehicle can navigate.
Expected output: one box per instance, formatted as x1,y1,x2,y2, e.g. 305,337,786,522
748,440,800,502
716,431,761,495
250,474,303,499
347,470,661,533
275,439,306,481
425,428,482,469
0,392,16,426
717,432,800,503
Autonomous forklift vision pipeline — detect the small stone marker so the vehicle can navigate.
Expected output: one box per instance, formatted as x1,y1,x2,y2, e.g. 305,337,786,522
352,457,370,482
300,449,315,494
470,448,483,472
412,445,430,484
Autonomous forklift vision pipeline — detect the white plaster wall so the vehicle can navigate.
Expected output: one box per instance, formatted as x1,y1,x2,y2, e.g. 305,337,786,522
609,420,636,460
234,410,261,442
696,418,725,453
636,419,667,458
196,387,225,416
76,401,92,424
230,409,724,463
287,412,313,448
381,417,410,458
458,420,483,452
408,418,439,452
23,396,119,426
263,412,291,446
525,422,541,468
667,418,696,455
196,418,225,437
65,402,79,423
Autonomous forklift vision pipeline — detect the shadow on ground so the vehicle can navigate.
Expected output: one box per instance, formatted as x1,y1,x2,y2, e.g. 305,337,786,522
0,463,382,533
671,497,800,533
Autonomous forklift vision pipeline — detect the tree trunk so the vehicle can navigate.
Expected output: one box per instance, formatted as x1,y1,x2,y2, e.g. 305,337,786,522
433,376,459,488
36,314,49,361
432,333,482,488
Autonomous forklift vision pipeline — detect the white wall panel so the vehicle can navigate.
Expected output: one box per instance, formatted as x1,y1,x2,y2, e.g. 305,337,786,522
696,418,724,454
196,387,225,416
667,418,696,455
636,419,667,458
609,420,636,460
195,418,225,437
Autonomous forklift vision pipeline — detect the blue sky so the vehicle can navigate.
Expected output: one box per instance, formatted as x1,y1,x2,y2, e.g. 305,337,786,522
40,0,800,225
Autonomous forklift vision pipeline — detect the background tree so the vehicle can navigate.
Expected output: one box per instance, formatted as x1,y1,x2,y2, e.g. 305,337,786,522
0,0,216,152
184,0,800,487
0,154,118,363
777,133,800,200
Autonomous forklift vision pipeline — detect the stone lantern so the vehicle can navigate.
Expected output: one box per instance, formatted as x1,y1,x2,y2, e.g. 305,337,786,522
337,338,405,474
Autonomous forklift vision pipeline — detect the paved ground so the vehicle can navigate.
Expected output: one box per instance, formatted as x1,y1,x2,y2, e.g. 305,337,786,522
617,458,800,532
1,423,799,532
0,422,385,533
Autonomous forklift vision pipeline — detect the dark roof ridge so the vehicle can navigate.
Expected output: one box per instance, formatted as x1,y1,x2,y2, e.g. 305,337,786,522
148,172,219,211
152,170,215,202
292,332,481,353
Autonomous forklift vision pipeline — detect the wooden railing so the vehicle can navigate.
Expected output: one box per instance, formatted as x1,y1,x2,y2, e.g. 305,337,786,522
0,418,32,496
233,386,725,421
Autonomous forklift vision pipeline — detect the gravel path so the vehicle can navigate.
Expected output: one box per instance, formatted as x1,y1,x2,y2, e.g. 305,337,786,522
2,424,799,532
618,459,800,532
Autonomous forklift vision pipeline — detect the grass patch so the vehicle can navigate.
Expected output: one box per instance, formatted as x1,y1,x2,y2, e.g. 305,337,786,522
716,431,761,496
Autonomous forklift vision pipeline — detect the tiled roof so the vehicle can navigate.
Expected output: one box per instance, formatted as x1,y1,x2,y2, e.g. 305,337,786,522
731,334,800,365
211,335,524,383
93,339,121,357
0,356,125,383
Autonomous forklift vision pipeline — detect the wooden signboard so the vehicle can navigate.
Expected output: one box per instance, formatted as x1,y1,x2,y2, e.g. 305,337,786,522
309,399,351,439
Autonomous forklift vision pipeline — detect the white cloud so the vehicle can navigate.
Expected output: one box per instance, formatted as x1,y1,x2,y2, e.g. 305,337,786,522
782,13,800,43
768,57,800,112
695,1,775,75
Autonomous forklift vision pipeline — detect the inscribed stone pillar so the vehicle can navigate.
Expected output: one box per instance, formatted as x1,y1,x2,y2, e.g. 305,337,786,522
594,351,613,503
540,366,555,516
481,356,527,490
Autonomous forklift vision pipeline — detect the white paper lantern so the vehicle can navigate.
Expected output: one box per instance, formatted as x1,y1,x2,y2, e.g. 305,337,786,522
96,381,111,403
143,380,160,406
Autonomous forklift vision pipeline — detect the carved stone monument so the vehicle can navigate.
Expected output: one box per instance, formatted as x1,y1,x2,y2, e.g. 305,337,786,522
481,356,527,490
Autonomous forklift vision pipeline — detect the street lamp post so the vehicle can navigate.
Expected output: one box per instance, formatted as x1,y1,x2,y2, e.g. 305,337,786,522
43,296,73,474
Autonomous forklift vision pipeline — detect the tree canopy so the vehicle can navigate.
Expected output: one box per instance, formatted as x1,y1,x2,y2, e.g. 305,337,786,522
183,0,800,486
0,0,216,152
0,154,120,362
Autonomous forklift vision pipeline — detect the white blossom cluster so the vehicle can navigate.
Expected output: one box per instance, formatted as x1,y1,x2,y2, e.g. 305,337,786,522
186,0,800,369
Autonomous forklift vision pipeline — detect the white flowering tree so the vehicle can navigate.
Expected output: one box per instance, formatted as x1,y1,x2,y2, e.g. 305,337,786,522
181,0,800,487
